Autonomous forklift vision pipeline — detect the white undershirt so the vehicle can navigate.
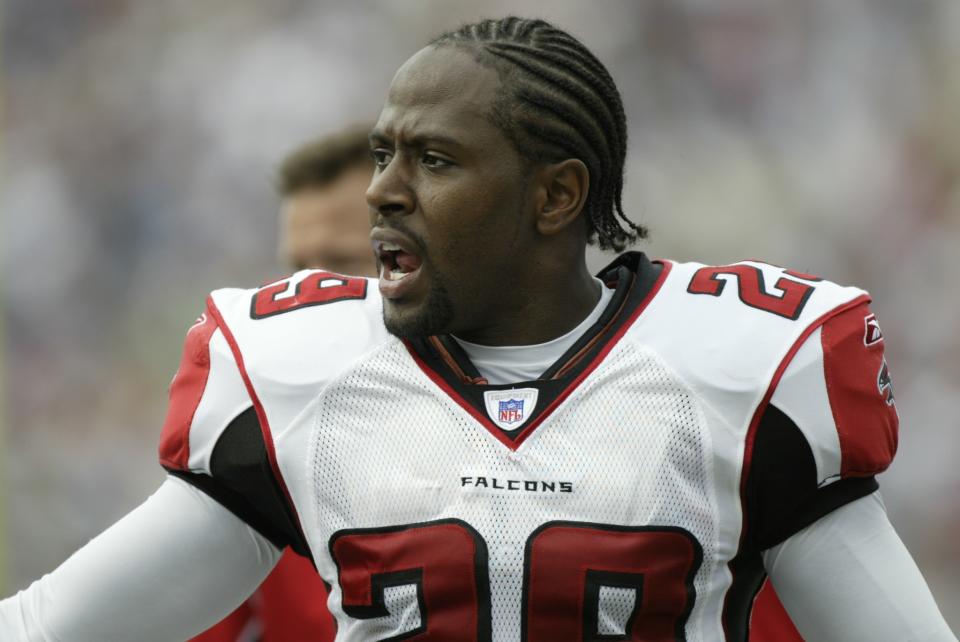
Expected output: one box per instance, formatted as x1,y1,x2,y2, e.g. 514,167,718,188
452,278,613,385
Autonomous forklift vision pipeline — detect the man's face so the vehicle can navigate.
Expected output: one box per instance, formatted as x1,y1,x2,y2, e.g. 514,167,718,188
280,165,377,276
367,46,536,340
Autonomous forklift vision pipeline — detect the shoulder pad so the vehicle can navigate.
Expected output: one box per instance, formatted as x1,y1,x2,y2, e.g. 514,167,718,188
209,270,393,434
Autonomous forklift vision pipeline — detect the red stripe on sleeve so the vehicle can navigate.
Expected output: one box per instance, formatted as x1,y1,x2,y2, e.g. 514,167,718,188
821,303,899,477
158,305,219,471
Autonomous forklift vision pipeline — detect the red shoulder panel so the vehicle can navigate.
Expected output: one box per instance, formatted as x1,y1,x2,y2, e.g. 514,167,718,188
158,306,219,471
821,302,899,477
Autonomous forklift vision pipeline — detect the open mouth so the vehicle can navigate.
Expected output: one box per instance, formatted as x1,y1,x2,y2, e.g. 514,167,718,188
376,241,424,281
371,231,427,300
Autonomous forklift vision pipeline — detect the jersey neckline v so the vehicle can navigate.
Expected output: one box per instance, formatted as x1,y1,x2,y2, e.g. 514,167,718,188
403,252,670,449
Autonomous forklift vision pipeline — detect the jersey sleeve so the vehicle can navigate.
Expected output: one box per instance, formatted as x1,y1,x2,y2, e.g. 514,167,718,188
157,295,310,556
763,493,955,640
746,301,899,550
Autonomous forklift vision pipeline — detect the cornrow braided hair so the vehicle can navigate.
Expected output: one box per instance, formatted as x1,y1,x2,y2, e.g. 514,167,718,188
431,16,646,251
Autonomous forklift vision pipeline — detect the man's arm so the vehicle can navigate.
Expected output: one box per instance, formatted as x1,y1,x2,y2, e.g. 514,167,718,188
764,492,955,641
747,299,954,639
0,476,281,642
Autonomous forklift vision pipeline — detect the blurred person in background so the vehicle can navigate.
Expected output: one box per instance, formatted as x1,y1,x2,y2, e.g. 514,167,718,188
195,127,375,642
277,126,380,277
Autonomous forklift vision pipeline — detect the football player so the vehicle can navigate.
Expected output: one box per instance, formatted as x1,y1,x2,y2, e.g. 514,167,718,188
1,16,955,641
193,128,375,642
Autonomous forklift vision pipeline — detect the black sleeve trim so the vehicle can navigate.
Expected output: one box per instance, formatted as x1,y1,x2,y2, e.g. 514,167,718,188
164,406,312,559
768,475,878,549
748,403,879,551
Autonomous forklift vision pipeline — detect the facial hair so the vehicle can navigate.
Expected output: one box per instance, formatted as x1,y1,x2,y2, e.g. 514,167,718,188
382,264,456,338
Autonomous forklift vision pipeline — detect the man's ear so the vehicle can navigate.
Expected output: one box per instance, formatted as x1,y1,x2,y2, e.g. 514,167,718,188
533,159,590,237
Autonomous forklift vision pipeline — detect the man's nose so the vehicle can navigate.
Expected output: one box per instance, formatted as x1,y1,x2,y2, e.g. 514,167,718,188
366,159,414,218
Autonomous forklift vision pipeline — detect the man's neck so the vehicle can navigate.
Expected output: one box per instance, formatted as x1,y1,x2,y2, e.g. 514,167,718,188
452,280,612,384
453,263,601,347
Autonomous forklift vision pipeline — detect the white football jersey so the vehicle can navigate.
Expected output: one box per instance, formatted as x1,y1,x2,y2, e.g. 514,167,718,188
159,253,898,641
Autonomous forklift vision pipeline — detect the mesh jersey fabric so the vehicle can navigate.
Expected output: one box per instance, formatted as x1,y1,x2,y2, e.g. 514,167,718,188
159,254,899,641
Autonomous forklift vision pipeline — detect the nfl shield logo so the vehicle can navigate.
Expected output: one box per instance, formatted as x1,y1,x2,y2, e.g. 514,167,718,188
498,399,524,425
484,387,538,432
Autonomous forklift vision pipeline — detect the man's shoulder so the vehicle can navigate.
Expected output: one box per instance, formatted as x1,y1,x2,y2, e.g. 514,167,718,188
159,270,393,474
623,258,871,398
647,257,869,331
208,269,393,385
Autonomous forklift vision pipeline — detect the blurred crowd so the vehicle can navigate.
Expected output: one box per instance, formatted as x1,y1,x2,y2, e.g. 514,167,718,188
3,0,959,627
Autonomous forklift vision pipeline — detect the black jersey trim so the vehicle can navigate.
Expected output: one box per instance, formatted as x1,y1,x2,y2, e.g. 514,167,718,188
403,252,667,450
722,548,766,642
749,404,879,550
539,262,636,380
206,295,313,557
165,406,312,559
720,402,880,638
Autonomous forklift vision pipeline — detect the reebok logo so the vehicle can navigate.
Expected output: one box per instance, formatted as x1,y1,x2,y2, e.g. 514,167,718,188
864,314,883,346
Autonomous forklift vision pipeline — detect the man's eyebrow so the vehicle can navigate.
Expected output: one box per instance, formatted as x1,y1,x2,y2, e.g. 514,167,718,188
368,130,464,149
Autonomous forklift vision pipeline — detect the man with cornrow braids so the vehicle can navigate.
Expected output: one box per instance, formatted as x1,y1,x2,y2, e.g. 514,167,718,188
2,16,954,642
431,18,640,254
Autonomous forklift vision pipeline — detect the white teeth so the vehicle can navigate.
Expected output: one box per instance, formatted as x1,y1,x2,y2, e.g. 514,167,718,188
381,242,402,251
382,266,410,281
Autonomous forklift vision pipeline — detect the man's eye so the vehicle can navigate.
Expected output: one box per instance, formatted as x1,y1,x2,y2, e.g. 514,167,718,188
371,149,392,169
422,153,452,168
